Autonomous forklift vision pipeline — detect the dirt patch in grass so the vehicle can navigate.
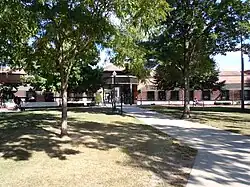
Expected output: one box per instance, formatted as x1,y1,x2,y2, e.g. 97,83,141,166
0,108,196,187
142,105,250,136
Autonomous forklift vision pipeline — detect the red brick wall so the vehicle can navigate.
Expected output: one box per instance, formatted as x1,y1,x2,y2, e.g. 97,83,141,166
232,90,241,100
228,90,241,101
155,91,159,101
179,89,184,100
0,74,22,84
132,85,138,102
138,91,147,100
139,89,242,101
14,90,26,97
211,90,221,100
166,91,171,100
36,94,45,102
194,90,202,100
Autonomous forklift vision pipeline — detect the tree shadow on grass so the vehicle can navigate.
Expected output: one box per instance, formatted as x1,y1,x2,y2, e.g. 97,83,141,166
0,112,80,161
26,107,116,116
69,107,117,115
0,110,196,186
67,120,197,187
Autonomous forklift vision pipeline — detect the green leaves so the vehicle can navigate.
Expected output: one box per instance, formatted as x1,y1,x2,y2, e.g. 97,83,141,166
0,1,37,68
142,0,248,96
155,57,224,91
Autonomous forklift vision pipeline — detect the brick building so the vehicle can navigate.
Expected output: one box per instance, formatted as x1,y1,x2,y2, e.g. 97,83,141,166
1,63,250,105
137,70,250,105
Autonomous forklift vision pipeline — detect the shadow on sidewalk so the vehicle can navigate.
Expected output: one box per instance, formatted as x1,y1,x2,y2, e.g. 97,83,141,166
124,106,250,186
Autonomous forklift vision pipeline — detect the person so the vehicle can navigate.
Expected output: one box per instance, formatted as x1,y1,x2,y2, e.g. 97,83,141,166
14,96,22,110
193,98,198,106
107,93,111,103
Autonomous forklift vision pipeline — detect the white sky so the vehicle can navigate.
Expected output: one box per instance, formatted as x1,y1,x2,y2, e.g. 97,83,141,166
99,50,250,71
214,52,249,71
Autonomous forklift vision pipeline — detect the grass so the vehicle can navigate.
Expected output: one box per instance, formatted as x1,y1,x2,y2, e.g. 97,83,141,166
141,105,250,136
0,108,196,187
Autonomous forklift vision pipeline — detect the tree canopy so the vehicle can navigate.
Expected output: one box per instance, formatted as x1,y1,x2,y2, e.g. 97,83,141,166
1,0,170,135
142,0,250,117
154,57,225,91
0,0,37,67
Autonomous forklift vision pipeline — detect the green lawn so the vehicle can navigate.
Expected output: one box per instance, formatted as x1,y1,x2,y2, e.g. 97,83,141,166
0,108,196,187
142,106,250,136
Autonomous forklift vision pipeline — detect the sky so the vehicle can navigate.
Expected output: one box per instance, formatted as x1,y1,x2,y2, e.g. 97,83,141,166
214,52,249,71
99,49,250,71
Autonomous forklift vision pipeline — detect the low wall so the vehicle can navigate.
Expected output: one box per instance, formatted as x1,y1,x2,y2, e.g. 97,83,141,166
136,100,250,106
21,101,60,108
20,100,93,108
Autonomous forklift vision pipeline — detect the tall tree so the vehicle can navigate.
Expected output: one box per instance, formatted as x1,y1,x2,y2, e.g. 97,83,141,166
68,66,104,94
155,57,225,92
143,0,250,118
9,0,169,136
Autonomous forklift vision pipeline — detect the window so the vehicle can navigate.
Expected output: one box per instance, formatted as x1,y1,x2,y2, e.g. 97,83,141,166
202,90,211,100
189,91,194,101
44,92,54,102
244,90,250,100
170,91,179,101
158,91,166,101
147,91,155,101
221,90,229,100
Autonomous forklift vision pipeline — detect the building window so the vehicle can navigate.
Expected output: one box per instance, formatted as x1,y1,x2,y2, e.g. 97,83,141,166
189,91,194,101
202,90,211,100
244,90,250,100
221,90,229,100
170,91,179,101
158,91,166,101
44,92,54,102
147,91,155,101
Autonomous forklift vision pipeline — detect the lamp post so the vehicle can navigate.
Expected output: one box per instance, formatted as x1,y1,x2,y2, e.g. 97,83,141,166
240,31,245,111
112,71,117,111
120,92,123,115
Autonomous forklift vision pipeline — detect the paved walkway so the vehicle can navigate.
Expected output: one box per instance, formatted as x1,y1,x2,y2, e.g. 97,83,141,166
123,106,250,187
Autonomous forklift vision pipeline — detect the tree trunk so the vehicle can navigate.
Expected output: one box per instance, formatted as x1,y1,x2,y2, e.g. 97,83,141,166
182,74,191,118
60,85,68,137
182,32,191,118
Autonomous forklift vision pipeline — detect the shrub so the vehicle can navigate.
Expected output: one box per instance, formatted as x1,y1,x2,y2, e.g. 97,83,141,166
95,93,102,105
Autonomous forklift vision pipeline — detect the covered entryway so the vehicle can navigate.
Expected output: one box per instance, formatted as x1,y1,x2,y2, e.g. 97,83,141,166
102,64,139,105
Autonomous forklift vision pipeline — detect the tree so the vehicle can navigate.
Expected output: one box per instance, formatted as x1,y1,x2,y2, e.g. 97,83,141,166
154,57,225,93
224,0,250,111
9,0,169,136
143,0,250,118
0,1,36,67
22,65,104,94
68,66,104,94
0,83,20,104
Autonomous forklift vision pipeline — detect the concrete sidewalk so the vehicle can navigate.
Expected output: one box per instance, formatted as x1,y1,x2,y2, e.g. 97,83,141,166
123,106,250,187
